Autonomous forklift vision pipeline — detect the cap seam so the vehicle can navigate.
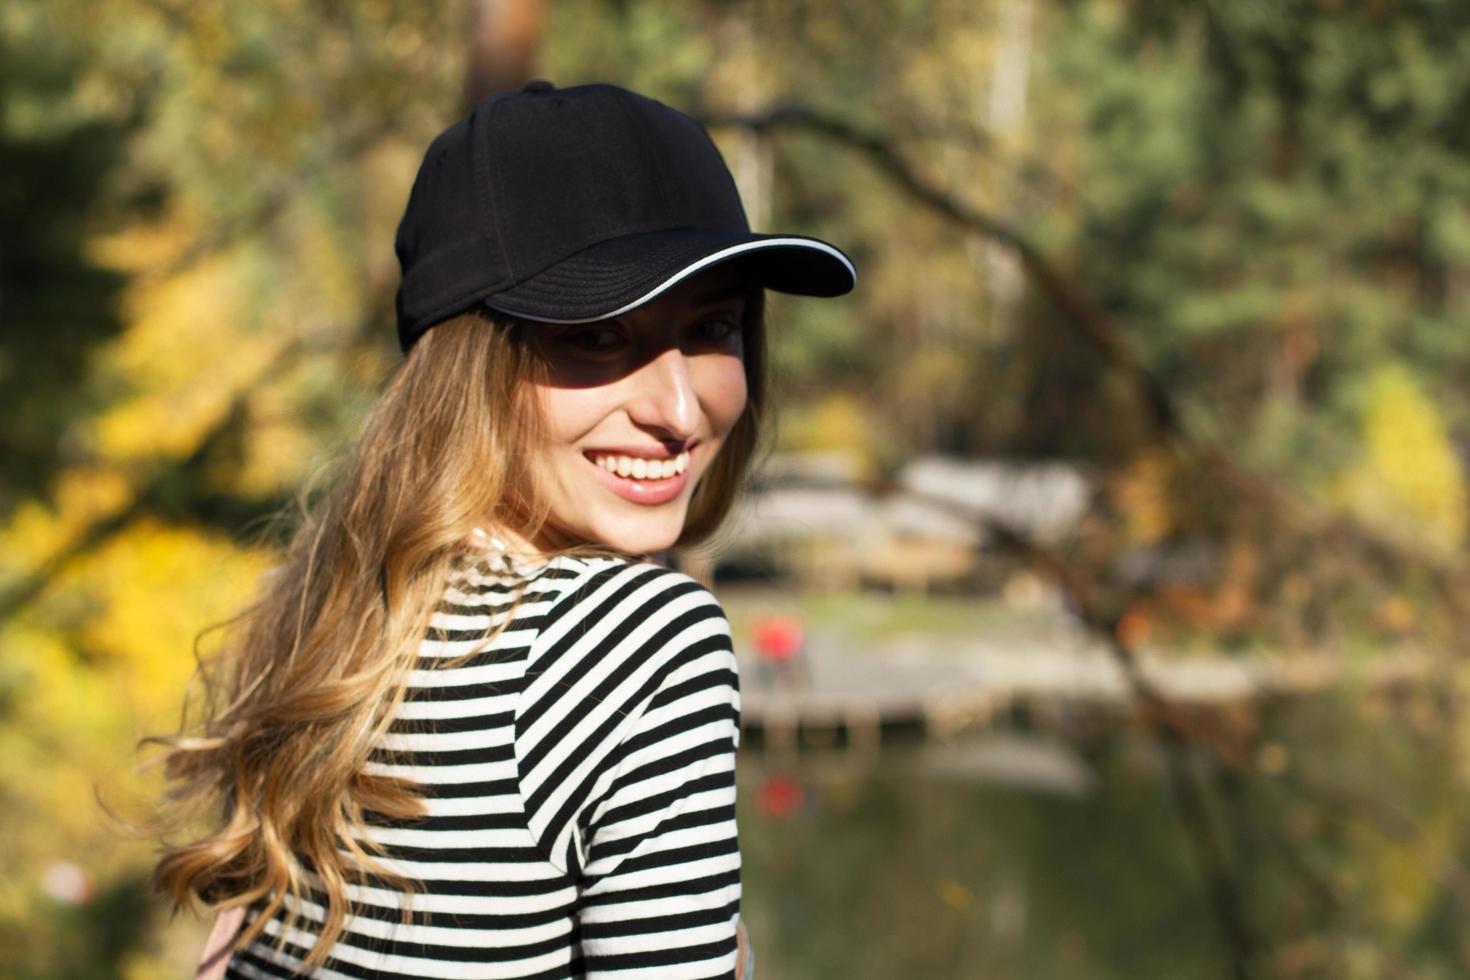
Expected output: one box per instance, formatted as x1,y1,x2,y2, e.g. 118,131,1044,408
478,96,514,279
622,93,676,224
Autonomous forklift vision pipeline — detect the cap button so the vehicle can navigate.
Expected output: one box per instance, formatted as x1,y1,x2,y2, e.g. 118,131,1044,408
521,79,555,94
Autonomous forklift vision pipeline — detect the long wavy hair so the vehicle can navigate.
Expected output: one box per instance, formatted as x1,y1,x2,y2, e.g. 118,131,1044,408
149,292,766,969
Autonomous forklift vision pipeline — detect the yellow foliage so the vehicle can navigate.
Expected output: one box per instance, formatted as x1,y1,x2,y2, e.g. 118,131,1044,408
1363,805,1458,932
228,406,320,497
937,878,976,912
275,204,365,329
0,621,138,881
0,467,136,571
63,518,274,720
0,519,273,916
778,392,879,476
1111,448,1176,544
110,254,247,378
1333,364,1466,553
88,218,196,275
90,252,285,461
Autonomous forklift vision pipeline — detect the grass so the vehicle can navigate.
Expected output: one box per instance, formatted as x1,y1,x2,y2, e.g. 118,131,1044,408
716,584,1067,654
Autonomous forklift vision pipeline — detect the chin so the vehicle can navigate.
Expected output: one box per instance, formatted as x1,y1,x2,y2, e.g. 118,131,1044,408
599,524,682,557
586,509,686,557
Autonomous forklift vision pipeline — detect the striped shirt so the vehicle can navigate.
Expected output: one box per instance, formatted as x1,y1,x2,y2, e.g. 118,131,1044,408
226,552,743,979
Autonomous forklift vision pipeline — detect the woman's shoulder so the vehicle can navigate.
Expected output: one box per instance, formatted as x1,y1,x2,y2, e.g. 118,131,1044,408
511,554,734,708
442,551,729,650
532,553,729,637
511,555,740,877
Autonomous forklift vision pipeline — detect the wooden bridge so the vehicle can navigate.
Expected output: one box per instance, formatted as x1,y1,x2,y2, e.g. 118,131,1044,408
737,634,1434,752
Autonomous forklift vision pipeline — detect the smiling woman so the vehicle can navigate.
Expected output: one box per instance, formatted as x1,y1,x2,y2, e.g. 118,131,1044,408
150,81,852,980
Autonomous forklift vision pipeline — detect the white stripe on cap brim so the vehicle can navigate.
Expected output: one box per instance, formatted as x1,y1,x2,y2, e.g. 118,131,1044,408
485,237,856,324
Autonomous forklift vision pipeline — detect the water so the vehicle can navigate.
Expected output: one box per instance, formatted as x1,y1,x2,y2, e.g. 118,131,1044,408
737,691,1470,979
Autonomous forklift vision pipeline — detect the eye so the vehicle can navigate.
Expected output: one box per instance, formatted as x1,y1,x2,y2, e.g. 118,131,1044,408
688,316,741,347
558,325,626,355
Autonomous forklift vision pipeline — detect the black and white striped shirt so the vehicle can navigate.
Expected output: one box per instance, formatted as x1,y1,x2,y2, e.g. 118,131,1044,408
226,552,742,979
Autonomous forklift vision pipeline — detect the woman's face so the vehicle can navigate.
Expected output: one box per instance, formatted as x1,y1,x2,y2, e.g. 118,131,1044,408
516,264,751,557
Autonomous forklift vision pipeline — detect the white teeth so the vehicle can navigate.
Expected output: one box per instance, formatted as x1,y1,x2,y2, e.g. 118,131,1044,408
591,450,691,481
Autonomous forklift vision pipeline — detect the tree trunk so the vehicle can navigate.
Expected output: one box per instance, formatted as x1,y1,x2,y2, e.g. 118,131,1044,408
461,0,548,113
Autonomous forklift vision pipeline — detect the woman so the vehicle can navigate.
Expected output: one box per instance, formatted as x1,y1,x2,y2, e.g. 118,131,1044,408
158,81,854,979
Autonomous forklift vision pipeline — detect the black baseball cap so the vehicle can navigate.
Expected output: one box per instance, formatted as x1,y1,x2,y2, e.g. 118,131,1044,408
394,80,856,351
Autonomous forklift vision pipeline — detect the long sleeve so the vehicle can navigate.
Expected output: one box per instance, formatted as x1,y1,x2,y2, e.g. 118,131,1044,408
515,560,741,979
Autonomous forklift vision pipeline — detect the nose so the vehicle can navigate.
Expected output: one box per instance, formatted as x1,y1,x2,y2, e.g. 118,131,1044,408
624,345,699,441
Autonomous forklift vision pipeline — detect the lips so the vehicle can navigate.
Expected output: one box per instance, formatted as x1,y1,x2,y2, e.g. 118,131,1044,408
582,445,694,505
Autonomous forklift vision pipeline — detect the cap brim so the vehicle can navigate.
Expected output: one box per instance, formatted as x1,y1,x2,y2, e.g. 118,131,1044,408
482,229,855,323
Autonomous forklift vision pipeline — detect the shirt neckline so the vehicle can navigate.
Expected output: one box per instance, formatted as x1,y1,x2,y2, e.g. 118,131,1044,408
448,546,556,584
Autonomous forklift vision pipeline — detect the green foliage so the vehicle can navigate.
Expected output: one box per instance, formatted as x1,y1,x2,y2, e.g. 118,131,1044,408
1042,1,1470,474
0,12,132,508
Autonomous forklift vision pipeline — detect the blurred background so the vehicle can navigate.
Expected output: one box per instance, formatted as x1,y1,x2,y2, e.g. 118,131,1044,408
5,0,1470,977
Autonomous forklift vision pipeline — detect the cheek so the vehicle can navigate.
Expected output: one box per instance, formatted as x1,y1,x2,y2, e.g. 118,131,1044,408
534,385,608,453
696,355,749,435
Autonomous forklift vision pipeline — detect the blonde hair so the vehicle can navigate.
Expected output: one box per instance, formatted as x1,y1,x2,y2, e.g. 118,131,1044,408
149,293,766,969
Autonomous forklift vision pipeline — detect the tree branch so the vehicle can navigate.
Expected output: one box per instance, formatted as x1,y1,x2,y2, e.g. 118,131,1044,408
705,102,1470,622
702,104,1181,437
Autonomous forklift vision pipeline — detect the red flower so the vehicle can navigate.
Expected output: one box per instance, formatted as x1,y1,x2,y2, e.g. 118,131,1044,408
753,616,804,662
757,775,805,818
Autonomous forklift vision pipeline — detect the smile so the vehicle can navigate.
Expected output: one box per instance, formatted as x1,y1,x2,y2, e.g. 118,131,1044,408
587,450,690,480
582,448,694,506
